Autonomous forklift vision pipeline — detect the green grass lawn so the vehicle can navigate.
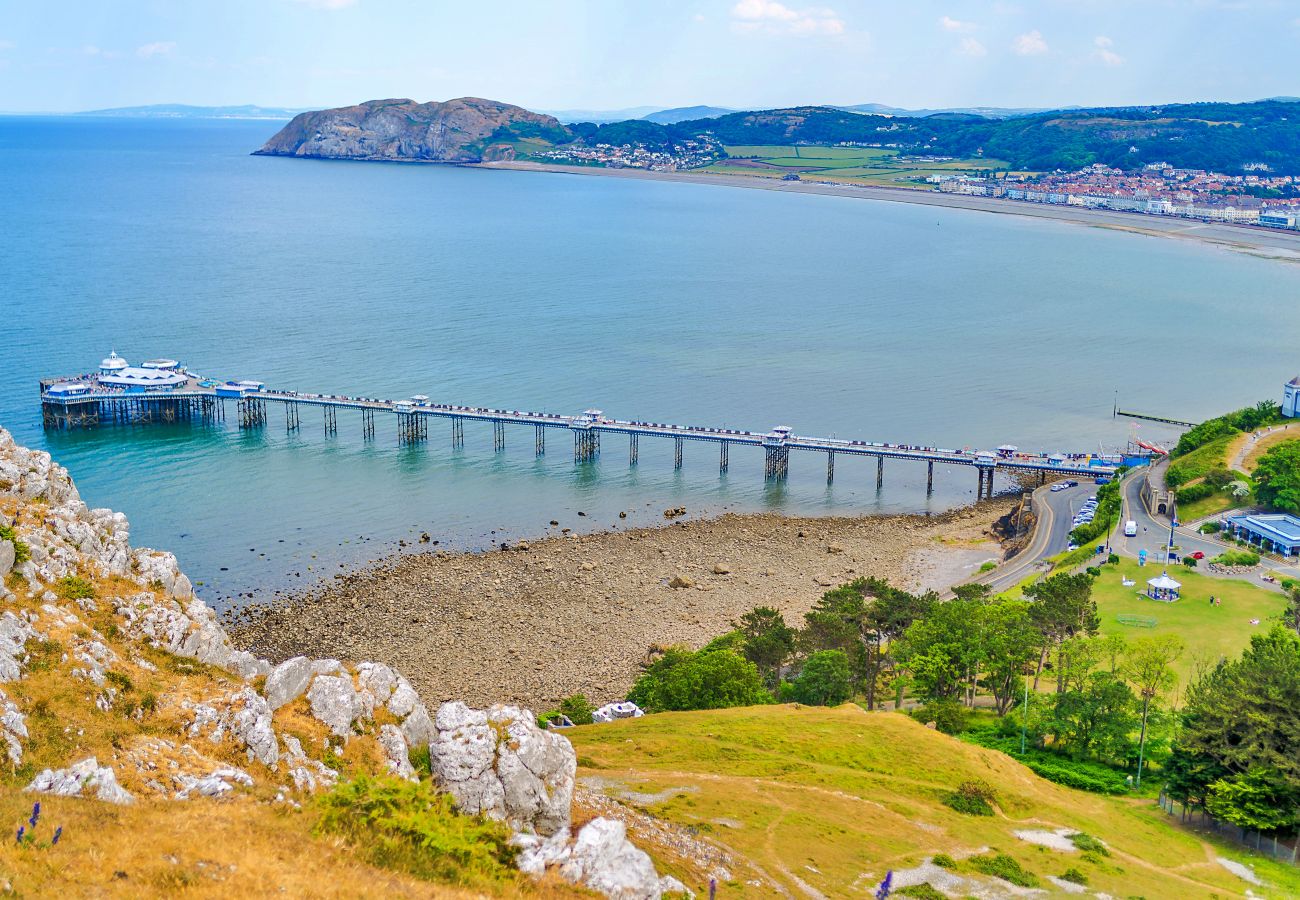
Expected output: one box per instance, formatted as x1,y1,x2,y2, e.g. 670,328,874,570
1176,487,1250,523
1093,558,1287,693
712,145,1006,189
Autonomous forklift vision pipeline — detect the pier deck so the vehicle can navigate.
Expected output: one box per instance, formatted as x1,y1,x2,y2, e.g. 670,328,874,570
39,371,1128,494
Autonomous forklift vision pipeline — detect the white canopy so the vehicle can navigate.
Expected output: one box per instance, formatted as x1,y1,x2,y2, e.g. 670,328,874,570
1147,574,1182,590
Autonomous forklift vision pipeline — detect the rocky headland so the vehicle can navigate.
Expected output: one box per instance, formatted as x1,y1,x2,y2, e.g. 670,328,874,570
230,501,1012,710
253,96,571,162
0,426,689,898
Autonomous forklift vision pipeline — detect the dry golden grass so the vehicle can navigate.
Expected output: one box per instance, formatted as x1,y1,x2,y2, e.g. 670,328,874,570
0,792,588,898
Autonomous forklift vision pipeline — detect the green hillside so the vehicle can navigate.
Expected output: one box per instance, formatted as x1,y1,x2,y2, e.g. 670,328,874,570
568,704,1300,898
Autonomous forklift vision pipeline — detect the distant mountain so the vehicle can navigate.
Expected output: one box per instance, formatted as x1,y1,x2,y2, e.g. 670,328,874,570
640,105,734,125
540,105,663,124
254,97,570,162
835,102,1056,119
77,103,310,120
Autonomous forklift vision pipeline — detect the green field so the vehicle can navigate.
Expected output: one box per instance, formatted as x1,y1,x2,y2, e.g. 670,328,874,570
567,704,1300,899
1093,558,1287,693
713,144,1012,189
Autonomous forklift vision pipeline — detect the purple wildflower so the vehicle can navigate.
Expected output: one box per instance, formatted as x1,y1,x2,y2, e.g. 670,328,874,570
16,825,24,843
29,801,40,828
875,870,893,900
52,826,62,845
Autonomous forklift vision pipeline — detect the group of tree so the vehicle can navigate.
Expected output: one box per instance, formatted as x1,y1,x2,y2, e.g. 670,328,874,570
1170,400,1281,461
1164,627,1300,835
1252,440,1300,515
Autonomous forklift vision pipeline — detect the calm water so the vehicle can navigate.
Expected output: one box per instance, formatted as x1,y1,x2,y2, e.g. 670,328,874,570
3,116,1298,607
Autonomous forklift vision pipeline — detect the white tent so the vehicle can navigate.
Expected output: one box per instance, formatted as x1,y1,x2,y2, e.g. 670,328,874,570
1146,573,1181,601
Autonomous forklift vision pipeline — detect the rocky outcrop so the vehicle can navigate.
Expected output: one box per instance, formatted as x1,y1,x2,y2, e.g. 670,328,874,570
431,701,576,836
0,425,687,899
254,97,571,163
514,818,691,899
27,756,135,805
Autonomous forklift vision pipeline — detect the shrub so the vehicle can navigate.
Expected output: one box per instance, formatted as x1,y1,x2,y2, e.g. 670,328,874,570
790,650,853,706
1060,867,1089,885
979,561,997,573
55,575,95,601
1176,483,1214,504
1182,556,1198,568
959,729,1129,795
1212,550,1260,567
627,646,771,712
1199,521,1222,534
0,524,30,564
942,780,997,816
1107,553,1121,565
1085,566,1102,577
968,853,1038,888
897,885,946,899
930,853,957,869
910,699,968,734
315,776,518,888
1068,832,1109,856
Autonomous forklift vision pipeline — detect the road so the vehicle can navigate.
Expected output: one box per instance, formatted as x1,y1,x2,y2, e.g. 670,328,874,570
1116,467,1300,587
975,479,1100,593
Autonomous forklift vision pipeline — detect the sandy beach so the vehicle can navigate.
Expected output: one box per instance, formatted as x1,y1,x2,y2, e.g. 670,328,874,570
476,161,1300,261
229,499,1014,711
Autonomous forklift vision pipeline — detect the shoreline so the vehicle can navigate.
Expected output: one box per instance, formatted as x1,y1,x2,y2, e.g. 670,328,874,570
474,160,1300,261
228,498,1014,710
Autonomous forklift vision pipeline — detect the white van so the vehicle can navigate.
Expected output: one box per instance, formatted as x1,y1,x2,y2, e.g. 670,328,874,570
1124,520,1138,537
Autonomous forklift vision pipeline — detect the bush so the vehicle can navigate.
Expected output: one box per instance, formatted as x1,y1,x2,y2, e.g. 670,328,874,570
1176,482,1214,504
942,780,997,816
1107,553,1120,565
959,728,1129,794
1212,550,1260,567
931,853,957,869
1199,521,1222,534
0,525,30,564
1182,556,1198,568
910,699,969,734
897,885,946,899
628,646,771,712
790,650,853,706
968,853,1038,888
979,561,997,573
316,776,518,888
540,694,596,727
1068,832,1109,856
54,575,95,601
1060,867,1089,885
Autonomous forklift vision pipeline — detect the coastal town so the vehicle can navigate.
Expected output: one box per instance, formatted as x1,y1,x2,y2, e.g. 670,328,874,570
534,135,726,171
936,160,1300,227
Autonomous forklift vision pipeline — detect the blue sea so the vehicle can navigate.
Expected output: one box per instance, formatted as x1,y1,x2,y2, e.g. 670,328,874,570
3,116,1298,608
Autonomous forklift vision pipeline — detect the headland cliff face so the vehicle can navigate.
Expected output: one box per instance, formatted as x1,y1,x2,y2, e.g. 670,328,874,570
253,96,570,162
0,426,683,898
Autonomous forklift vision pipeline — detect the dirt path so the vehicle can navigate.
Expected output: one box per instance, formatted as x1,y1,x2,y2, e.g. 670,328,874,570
1229,423,1300,473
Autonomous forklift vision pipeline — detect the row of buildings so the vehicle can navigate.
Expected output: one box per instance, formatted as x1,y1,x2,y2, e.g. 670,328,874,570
934,162,1300,228
535,137,724,172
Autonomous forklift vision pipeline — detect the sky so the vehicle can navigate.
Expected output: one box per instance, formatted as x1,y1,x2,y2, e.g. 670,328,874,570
1,0,1297,114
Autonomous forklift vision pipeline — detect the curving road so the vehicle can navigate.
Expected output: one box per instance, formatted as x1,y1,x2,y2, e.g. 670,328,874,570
973,479,1101,593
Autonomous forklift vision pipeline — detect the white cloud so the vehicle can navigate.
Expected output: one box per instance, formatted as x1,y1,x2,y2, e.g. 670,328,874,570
0,40,14,51
940,15,975,32
731,0,845,36
1094,35,1123,66
136,41,176,59
1012,29,1048,55
960,37,987,57
290,0,357,9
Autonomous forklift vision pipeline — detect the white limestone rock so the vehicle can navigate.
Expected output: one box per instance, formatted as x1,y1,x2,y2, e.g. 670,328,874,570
431,701,575,836
265,655,314,710
174,766,255,800
308,673,361,739
281,734,339,793
26,756,134,805
185,687,279,767
0,687,27,765
0,611,39,682
378,723,418,781
560,818,689,900
0,540,14,576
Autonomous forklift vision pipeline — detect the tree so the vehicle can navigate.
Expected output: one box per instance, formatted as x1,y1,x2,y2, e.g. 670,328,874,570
801,578,935,709
1023,572,1100,692
736,606,796,689
1121,635,1184,787
1285,585,1300,635
627,646,771,712
1167,627,1300,822
1206,768,1300,834
1252,440,1300,514
1051,671,1138,764
790,650,853,706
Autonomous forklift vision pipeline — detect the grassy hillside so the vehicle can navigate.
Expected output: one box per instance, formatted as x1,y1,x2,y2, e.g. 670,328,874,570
568,704,1300,898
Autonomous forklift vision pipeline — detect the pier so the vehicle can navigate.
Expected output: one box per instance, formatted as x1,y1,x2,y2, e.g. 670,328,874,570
40,358,1130,495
